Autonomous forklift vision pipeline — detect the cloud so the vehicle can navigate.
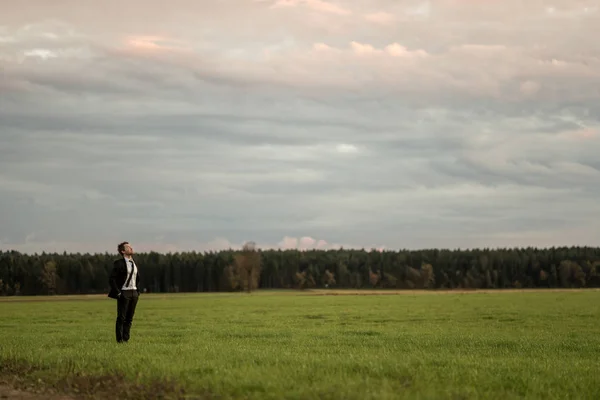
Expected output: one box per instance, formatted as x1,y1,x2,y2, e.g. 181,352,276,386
270,0,351,15
334,144,359,155
520,80,541,96
348,41,429,58
0,235,377,254
365,12,395,24
1,1,599,254
123,35,192,53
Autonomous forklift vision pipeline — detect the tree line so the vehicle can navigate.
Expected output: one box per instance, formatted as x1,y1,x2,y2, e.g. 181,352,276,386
1,245,599,296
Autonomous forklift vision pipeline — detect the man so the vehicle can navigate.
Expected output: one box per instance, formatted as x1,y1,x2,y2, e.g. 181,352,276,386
108,241,140,343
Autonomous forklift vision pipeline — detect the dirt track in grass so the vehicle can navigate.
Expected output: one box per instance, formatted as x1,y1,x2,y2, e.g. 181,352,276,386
0,384,75,400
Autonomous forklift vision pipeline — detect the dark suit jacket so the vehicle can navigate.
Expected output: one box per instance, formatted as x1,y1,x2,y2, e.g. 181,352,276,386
108,258,141,299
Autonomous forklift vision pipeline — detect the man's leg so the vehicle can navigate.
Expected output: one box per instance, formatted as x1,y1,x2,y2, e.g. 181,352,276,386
122,290,139,342
115,294,130,343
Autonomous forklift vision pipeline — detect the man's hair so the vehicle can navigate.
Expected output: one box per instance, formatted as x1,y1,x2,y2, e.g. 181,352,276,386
117,241,129,255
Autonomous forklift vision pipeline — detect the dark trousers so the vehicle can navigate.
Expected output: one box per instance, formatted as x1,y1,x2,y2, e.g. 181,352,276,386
116,289,139,343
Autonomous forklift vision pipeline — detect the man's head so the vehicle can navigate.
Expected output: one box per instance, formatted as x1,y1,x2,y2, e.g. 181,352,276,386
118,241,134,257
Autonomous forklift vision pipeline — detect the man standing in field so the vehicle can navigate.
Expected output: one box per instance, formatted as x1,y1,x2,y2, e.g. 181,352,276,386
108,241,140,343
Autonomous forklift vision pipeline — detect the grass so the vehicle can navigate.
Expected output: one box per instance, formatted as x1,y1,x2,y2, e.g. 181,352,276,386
1,289,599,399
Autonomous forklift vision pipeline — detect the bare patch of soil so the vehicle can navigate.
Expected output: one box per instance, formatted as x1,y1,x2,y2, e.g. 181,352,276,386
0,362,188,400
0,383,75,400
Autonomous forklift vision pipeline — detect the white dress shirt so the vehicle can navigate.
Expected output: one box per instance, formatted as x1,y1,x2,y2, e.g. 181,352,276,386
121,258,138,291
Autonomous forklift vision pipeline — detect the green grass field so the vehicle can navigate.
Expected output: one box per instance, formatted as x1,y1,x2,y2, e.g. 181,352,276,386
1,289,599,399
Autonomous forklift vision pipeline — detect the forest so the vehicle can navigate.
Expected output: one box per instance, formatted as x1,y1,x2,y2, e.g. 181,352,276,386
1,245,599,296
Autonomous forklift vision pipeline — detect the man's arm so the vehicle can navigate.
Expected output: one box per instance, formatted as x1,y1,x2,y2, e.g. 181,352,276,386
108,260,121,297
136,270,141,295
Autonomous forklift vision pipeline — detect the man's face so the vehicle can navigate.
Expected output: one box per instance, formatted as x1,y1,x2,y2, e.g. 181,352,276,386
122,243,134,256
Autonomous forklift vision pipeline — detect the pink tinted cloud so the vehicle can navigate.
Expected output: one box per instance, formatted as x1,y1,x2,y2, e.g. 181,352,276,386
15,17,593,108
562,128,599,141
385,43,428,58
278,236,326,250
365,11,396,24
350,41,429,59
278,236,300,249
299,236,316,248
271,0,351,15
136,236,371,252
350,41,378,55
276,236,372,251
1,236,386,254
103,34,598,103
123,35,192,53
313,42,332,51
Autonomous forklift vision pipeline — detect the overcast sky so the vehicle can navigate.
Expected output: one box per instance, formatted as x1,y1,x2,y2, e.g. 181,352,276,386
1,0,599,254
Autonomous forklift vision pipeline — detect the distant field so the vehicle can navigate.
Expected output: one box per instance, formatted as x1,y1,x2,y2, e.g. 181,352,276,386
1,290,599,399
